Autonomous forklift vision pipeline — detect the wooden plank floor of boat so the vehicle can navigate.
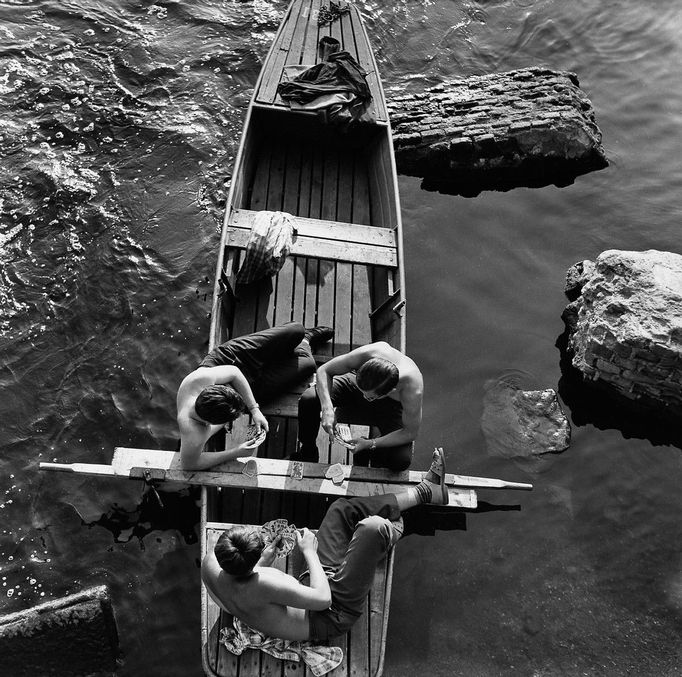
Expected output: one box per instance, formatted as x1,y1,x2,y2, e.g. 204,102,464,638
219,123,392,416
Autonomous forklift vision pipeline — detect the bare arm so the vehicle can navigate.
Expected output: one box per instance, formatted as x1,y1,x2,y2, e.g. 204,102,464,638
211,366,269,433
177,364,268,469
179,418,260,470
180,440,260,470
352,384,422,452
262,529,330,611
317,344,388,437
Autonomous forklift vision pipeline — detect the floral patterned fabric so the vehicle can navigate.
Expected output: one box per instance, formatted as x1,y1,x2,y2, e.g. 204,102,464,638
219,616,343,677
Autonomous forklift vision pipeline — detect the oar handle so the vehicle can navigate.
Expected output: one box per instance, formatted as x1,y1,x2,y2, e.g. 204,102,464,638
451,475,533,491
39,462,75,472
500,481,533,491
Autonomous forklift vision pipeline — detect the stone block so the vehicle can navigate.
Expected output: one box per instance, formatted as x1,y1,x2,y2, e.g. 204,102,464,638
0,586,119,677
562,250,682,418
387,67,607,195
595,358,621,375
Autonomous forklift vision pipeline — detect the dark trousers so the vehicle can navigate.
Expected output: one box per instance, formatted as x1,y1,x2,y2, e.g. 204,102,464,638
308,495,402,640
199,322,315,404
297,375,413,471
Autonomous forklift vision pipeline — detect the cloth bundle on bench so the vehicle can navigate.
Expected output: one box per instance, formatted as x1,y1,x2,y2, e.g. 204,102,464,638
236,210,295,284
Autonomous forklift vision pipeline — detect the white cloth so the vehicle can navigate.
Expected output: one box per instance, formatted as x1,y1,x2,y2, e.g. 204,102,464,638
236,210,295,284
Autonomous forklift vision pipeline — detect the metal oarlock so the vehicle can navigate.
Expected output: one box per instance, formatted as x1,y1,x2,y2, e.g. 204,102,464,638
141,469,164,509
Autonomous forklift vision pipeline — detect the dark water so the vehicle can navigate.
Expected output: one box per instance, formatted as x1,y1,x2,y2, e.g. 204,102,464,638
1,1,681,675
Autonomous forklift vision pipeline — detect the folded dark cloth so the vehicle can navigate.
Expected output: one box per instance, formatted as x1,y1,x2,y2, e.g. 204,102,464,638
277,50,371,107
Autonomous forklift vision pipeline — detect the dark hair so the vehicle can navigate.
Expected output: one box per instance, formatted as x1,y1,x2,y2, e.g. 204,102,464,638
356,357,399,397
194,385,246,424
214,526,264,576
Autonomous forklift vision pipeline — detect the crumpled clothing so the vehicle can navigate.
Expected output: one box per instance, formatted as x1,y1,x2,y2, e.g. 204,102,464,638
278,50,370,104
220,616,343,677
277,49,371,123
236,210,295,285
282,66,356,116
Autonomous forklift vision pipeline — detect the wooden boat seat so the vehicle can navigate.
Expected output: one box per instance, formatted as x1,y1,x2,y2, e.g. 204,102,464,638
227,209,398,267
203,521,395,677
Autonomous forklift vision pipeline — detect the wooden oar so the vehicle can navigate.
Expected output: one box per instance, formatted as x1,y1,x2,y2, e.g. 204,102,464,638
38,460,478,508
41,448,533,491
39,462,125,476
223,457,534,491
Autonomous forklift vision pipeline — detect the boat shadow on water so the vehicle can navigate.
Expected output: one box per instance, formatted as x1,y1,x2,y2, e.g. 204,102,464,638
78,489,522,543
80,487,201,547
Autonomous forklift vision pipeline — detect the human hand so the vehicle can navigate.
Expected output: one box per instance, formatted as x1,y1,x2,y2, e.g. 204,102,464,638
296,528,318,555
251,408,269,434
351,437,373,454
259,535,280,567
320,409,336,441
238,438,263,453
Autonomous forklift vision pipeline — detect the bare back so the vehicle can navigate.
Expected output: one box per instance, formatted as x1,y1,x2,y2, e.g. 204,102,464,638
201,553,311,641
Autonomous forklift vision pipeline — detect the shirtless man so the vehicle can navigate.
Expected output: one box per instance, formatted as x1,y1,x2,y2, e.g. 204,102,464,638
201,449,449,642
296,342,423,471
177,363,268,470
177,323,332,470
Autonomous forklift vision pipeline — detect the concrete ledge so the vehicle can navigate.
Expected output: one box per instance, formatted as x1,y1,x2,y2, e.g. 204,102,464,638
0,585,119,676
387,67,608,196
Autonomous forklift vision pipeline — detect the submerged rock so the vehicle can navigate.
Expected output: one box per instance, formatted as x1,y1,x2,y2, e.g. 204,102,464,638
387,67,607,196
481,379,571,460
562,250,682,414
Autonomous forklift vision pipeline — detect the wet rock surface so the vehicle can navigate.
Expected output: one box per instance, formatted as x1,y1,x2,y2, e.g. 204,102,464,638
562,250,682,415
387,67,607,196
481,380,571,460
0,585,119,676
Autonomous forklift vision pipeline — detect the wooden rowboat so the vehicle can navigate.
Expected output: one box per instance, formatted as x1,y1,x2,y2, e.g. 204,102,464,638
36,1,534,673
202,0,408,674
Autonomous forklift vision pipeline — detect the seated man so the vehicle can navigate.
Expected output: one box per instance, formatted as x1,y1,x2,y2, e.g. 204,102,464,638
177,322,332,469
201,449,449,642
296,341,423,471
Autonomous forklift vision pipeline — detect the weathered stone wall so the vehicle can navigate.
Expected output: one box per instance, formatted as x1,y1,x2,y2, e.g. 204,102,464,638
387,67,607,195
562,250,682,414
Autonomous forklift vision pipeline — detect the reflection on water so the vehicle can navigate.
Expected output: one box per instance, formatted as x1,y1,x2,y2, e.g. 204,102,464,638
1,0,681,674
72,488,200,546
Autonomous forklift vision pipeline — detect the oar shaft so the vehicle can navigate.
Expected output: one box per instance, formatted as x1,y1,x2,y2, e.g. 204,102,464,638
451,475,533,491
39,462,118,476
40,462,77,472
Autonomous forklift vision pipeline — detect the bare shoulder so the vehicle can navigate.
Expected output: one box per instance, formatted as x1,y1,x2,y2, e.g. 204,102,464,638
368,343,420,375
177,366,224,408
366,341,397,358
256,566,296,586
201,551,221,585
402,354,422,380
179,366,212,392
